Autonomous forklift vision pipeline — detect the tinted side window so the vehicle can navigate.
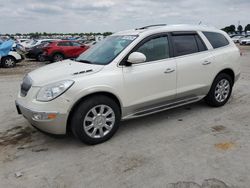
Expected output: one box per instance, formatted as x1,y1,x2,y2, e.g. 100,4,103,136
57,42,71,46
172,35,199,56
136,36,170,62
71,42,81,46
203,32,229,49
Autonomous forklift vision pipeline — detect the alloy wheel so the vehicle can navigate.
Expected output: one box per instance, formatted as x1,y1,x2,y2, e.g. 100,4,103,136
83,105,115,139
214,79,230,103
4,58,15,67
54,54,63,62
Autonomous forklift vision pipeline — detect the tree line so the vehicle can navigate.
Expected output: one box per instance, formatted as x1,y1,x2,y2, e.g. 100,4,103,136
1,32,113,38
2,24,250,38
222,24,250,33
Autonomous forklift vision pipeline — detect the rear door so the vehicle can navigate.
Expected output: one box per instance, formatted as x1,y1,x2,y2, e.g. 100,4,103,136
171,31,215,99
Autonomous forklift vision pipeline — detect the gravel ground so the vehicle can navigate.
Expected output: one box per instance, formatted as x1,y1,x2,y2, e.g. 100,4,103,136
0,46,250,188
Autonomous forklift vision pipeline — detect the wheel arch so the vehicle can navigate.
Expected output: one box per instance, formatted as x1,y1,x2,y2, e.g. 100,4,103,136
52,51,65,58
215,68,235,84
66,91,122,133
1,55,17,62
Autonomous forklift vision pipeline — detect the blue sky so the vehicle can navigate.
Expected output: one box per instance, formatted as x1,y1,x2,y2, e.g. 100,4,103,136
0,0,249,33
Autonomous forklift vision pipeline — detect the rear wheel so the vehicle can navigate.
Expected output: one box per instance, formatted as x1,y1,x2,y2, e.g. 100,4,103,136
71,95,121,145
1,56,16,68
205,73,233,107
37,53,45,62
52,53,64,62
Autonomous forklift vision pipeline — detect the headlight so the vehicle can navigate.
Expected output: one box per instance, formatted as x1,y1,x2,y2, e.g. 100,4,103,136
36,80,74,102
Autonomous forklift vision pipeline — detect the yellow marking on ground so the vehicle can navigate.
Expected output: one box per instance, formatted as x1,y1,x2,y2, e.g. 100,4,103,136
215,142,235,151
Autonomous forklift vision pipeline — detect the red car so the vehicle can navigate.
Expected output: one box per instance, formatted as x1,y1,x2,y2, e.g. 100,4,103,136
42,40,89,62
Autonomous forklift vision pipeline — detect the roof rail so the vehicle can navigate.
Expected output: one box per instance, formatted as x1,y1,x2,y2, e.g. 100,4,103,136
136,24,167,30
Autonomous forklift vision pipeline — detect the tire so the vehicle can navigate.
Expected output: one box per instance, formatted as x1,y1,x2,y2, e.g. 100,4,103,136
1,56,16,68
71,95,121,145
37,53,45,62
205,73,233,107
52,53,64,62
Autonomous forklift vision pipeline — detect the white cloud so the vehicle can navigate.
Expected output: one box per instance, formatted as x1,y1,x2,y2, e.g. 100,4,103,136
0,0,249,33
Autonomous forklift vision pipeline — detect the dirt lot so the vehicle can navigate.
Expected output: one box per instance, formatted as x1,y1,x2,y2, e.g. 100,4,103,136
0,46,250,188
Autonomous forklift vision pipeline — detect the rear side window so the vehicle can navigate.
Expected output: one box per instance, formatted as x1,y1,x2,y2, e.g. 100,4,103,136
172,35,199,56
57,42,71,46
203,32,229,49
71,42,81,46
136,36,170,62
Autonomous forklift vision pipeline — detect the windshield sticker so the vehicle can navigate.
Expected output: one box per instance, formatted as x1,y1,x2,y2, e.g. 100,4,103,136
121,36,137,41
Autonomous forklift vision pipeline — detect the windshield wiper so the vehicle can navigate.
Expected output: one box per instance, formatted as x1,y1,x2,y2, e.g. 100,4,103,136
75,59,93,64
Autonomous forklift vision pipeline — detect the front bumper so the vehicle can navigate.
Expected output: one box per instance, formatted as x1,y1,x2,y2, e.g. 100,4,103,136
15,100,68,135
17,54,25,63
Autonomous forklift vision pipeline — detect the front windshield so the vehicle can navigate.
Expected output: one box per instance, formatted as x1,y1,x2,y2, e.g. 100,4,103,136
76,35,137,65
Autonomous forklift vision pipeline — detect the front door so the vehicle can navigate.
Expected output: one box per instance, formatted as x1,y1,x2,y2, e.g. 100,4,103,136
122,34,177,115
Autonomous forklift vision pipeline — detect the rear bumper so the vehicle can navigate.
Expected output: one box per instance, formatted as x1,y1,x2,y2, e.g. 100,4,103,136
15,100,67,135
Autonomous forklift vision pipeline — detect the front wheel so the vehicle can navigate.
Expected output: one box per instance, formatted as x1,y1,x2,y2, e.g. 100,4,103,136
71,95,121,145
205,73,233,107
1,56,16,68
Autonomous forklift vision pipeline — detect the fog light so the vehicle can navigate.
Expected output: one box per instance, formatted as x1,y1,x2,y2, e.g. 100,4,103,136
32,112,57,121
33,113,43,120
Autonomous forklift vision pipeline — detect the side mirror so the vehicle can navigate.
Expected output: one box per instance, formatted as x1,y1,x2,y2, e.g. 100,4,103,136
127,52,146,64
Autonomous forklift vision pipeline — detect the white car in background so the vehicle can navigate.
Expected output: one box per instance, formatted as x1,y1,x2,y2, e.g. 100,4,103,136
1,50,24,68
24,39,60,49
239,36,250,45
17,39,30,44
19,39,33,47
19,39,51,48
231,35,244,43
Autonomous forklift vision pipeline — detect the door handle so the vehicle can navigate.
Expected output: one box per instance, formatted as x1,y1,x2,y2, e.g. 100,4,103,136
202,61,211,65
164,68,175,74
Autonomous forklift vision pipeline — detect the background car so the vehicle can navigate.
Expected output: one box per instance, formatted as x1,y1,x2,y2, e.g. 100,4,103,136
1,50,24,68
18,39,34,48
84,40,97,47
231,35,245,43
0,40,24,68
25,39,60,50
25,41,53,61
239,36,250,45
42,40,89,62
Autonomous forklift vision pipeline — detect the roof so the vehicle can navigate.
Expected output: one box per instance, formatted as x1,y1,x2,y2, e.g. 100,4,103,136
114,24,221,36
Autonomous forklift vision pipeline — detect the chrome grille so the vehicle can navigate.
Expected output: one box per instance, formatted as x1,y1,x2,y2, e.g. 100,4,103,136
20,75,32,97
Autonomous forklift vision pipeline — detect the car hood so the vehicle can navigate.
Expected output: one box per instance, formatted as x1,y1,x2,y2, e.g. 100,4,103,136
28,59,104,86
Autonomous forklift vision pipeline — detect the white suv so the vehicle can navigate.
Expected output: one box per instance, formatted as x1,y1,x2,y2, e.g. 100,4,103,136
16,24,241,144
